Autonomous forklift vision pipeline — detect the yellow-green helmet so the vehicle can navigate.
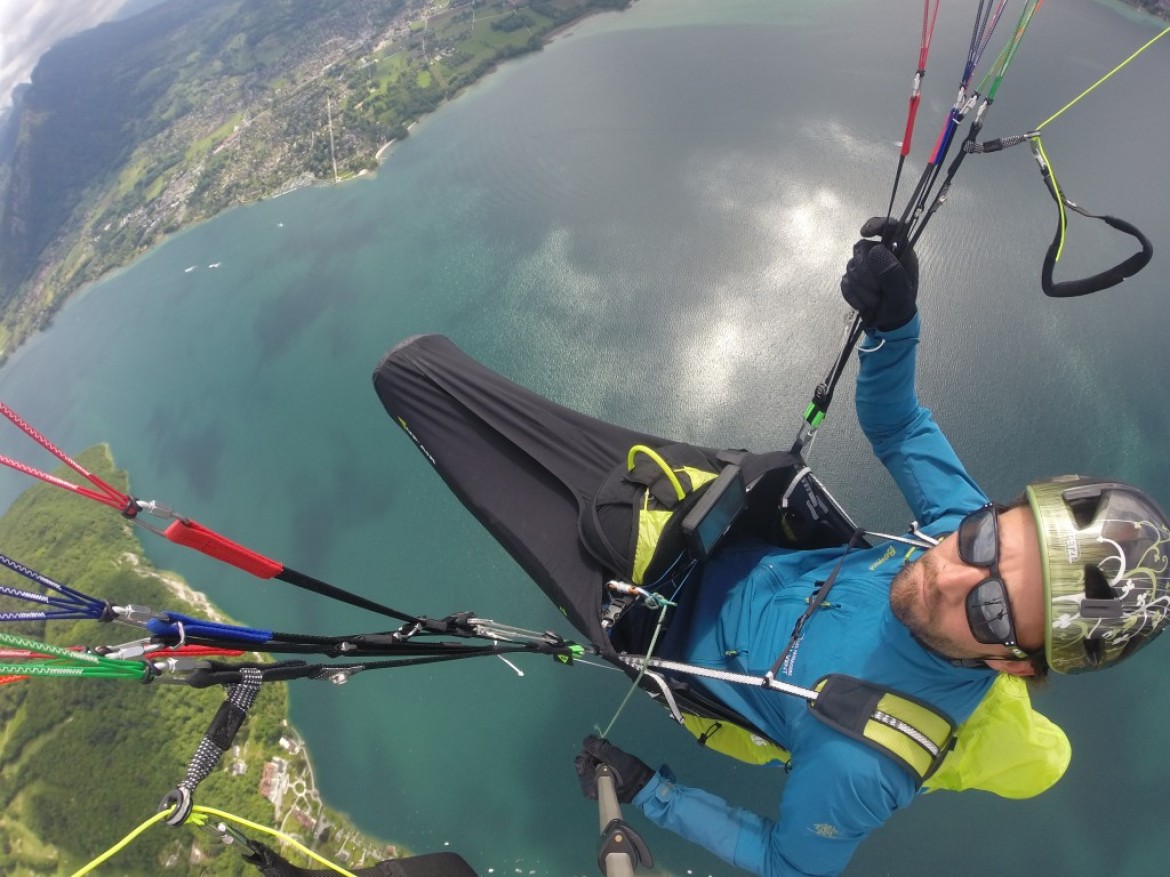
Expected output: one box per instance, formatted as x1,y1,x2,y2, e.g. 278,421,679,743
1027,476,1170,674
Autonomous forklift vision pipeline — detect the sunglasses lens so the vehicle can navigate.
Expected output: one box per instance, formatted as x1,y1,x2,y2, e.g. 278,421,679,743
966,579,1014,645
959,506,998,567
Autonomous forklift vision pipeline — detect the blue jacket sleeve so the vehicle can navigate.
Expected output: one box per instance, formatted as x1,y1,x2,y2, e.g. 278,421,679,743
634,738,915,877
854,313,987,525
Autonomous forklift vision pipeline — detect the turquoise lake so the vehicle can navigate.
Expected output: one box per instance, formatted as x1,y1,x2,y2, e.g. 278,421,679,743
1,1,1168,874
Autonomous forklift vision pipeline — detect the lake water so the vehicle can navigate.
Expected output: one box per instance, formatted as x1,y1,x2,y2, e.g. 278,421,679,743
1,1,1168,874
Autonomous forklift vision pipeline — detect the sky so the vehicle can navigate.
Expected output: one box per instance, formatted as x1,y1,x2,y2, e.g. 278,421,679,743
0,0,129,110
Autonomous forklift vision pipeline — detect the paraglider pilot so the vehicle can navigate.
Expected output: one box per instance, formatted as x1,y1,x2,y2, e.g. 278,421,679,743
574,218,1170,877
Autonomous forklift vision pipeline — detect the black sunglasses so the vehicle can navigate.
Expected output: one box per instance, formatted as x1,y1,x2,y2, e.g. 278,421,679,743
957,505,1031,661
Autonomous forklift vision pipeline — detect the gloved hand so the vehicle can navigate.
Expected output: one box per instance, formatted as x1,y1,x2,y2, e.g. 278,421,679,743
840,216,920,331
574,735,655,803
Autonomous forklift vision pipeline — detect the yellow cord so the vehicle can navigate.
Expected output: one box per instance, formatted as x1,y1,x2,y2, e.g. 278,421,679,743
68,810,172,877
67,804,361,877
1037,24,1170,130
1034,137,1068,262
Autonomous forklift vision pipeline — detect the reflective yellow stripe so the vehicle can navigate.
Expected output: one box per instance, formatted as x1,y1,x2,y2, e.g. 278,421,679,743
863,718,936,778
876,692,953,750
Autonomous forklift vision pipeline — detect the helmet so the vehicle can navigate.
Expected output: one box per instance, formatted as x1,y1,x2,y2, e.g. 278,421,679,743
1027,476,1170,674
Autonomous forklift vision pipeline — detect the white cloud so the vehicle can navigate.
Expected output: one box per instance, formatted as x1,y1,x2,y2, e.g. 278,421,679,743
0,0,128,109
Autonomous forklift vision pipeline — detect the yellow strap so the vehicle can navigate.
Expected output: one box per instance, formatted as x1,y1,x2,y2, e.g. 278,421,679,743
876,692,954,750
626,445,686,501
681,713,791,766
811,677,952,781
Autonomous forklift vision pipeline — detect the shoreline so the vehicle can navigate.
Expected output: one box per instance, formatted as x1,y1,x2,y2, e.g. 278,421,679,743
1090,0,1170,24
0,2,639,371
544,4,626,43
374,138,398,161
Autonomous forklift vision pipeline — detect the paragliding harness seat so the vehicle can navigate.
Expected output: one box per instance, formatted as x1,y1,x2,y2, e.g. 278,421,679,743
373,335,965,788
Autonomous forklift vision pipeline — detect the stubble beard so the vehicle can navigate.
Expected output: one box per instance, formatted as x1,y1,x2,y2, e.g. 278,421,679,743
889,553,959,658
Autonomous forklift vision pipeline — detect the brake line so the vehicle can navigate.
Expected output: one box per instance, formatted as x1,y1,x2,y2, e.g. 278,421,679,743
1035,24,1170,132
964,22,1166,296
1030,22,1168,278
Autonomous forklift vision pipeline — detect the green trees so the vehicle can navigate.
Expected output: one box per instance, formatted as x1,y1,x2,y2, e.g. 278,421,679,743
492,13,532,33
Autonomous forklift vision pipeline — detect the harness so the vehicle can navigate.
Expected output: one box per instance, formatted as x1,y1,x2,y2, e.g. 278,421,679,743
627,654,957,786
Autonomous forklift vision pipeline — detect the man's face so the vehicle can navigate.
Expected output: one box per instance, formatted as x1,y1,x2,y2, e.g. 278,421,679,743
889,506,1045,663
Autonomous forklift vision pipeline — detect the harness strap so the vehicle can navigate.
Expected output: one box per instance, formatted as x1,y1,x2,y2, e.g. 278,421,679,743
766,529,865,681
810,675,954,782
161,666,263,826
621,655,955,785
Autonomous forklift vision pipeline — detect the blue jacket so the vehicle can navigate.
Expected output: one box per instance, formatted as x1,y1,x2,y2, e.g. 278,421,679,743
634,314,997,876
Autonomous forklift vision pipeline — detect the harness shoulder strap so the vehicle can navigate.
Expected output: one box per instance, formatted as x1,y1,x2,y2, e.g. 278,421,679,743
810,674,955,785
627,655,955,787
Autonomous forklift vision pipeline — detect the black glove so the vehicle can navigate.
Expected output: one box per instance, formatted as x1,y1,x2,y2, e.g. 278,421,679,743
840,216,920,331
574,735,655,804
